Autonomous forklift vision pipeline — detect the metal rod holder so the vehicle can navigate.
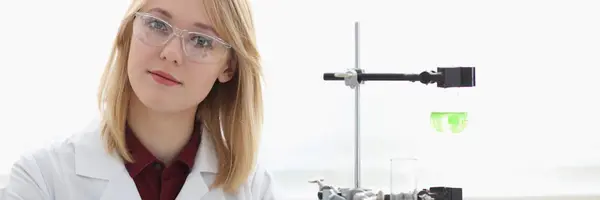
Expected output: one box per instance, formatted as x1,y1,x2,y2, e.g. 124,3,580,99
322,21,476,190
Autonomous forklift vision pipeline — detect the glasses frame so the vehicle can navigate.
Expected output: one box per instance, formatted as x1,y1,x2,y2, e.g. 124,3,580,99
132,12,233,61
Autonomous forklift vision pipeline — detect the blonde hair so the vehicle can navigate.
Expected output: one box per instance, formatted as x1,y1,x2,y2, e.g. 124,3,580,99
97,0,263,193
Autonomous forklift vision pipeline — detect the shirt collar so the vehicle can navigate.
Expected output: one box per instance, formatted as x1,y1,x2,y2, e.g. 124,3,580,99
124,125,201,177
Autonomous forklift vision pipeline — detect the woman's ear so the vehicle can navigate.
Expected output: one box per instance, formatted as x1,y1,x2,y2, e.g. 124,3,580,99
217,56,237,83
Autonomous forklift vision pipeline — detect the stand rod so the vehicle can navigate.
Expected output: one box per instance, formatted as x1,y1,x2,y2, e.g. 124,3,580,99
353,21,361,189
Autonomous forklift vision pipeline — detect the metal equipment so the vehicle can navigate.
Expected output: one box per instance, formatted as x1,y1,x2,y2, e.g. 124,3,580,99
317,21,475,200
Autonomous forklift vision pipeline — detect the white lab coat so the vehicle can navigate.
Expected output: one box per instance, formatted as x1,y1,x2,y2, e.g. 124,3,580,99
0,125,277,200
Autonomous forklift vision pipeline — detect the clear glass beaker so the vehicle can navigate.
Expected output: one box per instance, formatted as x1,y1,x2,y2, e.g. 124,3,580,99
429,87,472,134
390,157,419,200
430,112,468,134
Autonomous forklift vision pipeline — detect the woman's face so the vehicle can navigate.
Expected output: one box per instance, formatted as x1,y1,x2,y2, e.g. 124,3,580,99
127,0,234,113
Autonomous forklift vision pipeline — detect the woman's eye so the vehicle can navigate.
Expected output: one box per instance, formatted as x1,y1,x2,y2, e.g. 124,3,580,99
145,18,169,32
190,35,213,48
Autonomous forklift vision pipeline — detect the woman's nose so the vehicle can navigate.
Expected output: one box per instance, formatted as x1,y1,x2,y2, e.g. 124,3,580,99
159,36,184,65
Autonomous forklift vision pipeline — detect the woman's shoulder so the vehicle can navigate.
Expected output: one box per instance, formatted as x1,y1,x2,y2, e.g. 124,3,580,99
15,118,106,173
27,120,102,156
15,126,101,174
1,126,103,199
247,163,278,200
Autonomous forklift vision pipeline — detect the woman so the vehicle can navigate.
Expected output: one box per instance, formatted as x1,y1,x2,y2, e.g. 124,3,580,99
1,0,276,199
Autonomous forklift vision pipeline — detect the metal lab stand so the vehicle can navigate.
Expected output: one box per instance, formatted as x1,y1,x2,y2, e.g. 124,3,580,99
322,22,476,191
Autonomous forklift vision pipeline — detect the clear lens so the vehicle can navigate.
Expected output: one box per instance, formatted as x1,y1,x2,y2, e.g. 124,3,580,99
133,14,172,47
183,32,228,63
132,13,230,64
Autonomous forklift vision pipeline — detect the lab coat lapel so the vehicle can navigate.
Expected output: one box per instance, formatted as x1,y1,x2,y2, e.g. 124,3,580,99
175,172,210,200
74,124,224,200
73,128,142,200
176,130,224,200
99,172,141,200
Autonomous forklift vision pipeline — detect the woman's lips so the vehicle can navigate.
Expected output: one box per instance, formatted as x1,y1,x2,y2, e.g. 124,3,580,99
148,70,181,86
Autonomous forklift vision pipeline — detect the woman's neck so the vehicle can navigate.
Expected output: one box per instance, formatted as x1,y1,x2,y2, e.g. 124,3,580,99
127,95,197,165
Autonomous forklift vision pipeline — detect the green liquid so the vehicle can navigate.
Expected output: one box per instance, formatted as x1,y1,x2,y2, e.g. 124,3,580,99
430,112,468,134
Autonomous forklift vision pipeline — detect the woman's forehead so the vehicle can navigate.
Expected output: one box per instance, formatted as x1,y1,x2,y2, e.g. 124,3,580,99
141,0,215,33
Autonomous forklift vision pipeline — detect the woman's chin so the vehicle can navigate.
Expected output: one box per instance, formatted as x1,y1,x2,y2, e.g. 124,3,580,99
135,94,189,114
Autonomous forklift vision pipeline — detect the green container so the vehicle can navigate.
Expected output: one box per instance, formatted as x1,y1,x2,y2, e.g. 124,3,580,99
430,112,468,134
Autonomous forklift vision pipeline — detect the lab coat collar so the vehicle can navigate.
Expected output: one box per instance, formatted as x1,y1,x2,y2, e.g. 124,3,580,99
73,124,221,200
193,126,220,174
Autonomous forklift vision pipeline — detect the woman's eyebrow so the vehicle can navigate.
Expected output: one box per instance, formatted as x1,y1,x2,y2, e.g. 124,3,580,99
147,7,216,34
147,7,172,18
192,22,216,34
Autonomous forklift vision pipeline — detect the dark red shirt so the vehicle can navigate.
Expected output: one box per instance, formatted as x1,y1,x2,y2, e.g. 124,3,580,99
124,127,201,200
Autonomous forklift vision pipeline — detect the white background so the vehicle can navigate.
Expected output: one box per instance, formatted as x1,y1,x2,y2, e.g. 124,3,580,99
1,0,599,199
